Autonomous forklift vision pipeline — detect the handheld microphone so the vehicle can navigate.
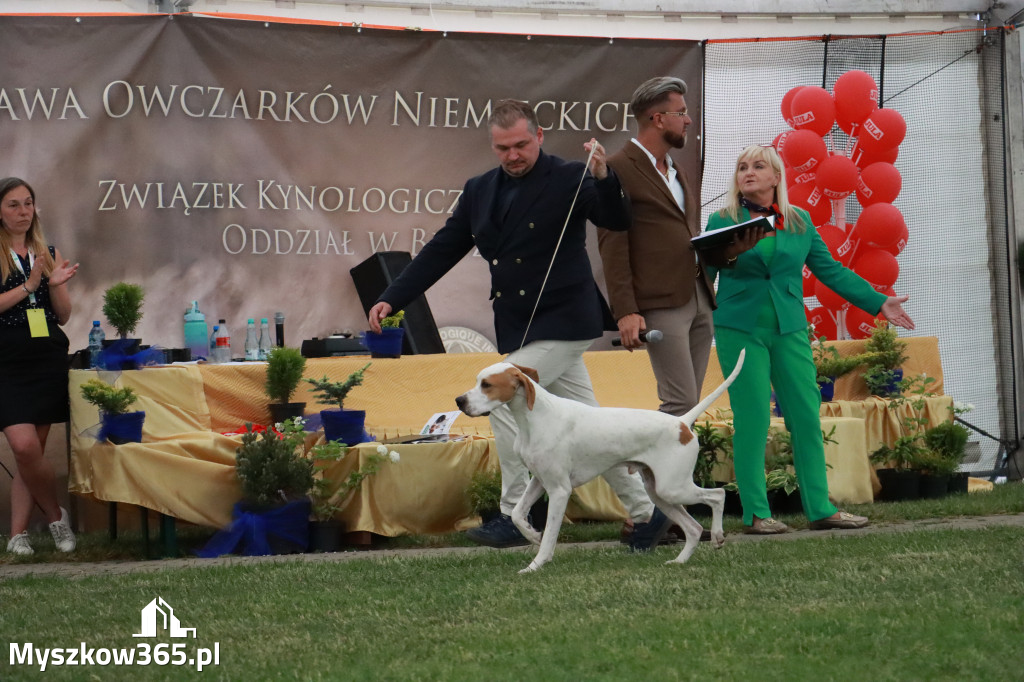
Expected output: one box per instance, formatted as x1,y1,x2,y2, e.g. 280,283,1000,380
274,312,285,348
611,329,663,346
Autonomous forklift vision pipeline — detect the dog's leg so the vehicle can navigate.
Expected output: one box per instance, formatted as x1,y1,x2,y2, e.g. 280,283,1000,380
520,484,571,574
650,496,705,565
697,486,727,549
510,477,544,546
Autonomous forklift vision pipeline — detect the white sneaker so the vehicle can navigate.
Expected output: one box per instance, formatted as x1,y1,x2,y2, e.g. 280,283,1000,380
49,507,76,552
6,532,34,556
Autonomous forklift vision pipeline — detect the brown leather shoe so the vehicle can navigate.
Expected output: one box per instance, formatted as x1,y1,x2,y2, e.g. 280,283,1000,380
809,511,869,530
743,517,790,535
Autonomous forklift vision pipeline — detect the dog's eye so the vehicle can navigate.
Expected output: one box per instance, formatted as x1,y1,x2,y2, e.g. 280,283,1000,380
480,381,491,389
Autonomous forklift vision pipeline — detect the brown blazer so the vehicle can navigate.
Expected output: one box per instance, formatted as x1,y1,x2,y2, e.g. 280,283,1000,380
598,141,715,319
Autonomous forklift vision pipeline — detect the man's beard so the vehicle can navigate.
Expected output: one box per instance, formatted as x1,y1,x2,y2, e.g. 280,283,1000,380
664,130,687,149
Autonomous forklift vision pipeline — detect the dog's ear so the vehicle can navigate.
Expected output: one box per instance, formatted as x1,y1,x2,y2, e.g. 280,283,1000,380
511,364,540,384
506,366,536,411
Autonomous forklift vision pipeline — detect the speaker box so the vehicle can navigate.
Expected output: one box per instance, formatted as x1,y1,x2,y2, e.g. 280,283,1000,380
349,251,445,355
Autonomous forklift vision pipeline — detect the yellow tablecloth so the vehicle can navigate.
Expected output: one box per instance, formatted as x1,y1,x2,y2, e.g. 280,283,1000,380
68,338,946,533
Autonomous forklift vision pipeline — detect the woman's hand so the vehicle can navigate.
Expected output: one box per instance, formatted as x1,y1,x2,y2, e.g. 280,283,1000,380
47,258,79,287
881,295,915,330
722,226,763,260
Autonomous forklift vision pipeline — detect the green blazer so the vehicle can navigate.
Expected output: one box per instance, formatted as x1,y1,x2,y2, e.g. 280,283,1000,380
705,206,886,335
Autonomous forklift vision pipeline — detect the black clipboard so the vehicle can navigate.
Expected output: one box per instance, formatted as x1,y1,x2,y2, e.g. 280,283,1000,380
692,215,775,251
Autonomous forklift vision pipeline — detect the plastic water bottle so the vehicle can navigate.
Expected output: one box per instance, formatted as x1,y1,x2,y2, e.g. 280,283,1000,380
88,321,105,369
209,324,220,362
244,318,259,361
215,319,231,363
258,318,272,360
183,301,207,362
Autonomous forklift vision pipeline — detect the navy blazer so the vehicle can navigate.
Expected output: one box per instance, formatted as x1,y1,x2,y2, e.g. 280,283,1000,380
378,150,631,353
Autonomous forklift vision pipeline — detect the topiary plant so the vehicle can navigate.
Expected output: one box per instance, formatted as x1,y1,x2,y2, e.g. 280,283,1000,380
80,378,137,415
264,346,307,404
102,282,145,338
305,362,371,410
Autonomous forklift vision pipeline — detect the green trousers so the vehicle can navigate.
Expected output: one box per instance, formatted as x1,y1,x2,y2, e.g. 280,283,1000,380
715,326,838,525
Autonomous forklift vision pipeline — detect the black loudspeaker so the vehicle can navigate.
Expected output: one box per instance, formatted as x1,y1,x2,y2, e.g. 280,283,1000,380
349,251,446,355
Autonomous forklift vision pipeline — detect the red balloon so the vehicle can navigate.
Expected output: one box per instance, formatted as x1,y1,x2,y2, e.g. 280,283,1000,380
790,86,836,136
781,87,805,127
787,166,816,187
856,162,902,207
852,142,899,169
880,220,909,256
802,265,818,297
778,129,828,173
815,279,851,313
845,307,886,340
788,181,833,226
832,70,879,126
852,248,900,290
853,203,905,249
817,224,847,260
857,107,906,153
807,306,837,340
773,130,792,151
815,155,859,200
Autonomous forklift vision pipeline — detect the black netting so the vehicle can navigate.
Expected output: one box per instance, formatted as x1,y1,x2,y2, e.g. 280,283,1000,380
703,29,1017,472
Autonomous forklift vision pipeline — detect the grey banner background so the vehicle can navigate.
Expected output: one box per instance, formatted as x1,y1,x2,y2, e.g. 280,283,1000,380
0,15,701,352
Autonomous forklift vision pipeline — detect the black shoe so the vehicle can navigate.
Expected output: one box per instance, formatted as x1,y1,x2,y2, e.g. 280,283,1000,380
465,514,529,548
629,507,672,552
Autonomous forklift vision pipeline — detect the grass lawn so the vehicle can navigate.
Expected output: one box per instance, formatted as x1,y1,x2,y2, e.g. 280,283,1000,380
1,484,1023,681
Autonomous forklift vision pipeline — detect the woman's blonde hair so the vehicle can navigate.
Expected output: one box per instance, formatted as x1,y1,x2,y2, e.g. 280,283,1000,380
0,178,55,283
719,145,808,233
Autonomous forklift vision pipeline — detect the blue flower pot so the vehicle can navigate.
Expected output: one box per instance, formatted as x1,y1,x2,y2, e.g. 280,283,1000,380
361,328,404,358
100,410,145,444
818,379,836,402
321,409,367,445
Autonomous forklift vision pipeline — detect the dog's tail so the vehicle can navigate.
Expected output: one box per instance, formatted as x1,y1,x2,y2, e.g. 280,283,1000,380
680,348,746,428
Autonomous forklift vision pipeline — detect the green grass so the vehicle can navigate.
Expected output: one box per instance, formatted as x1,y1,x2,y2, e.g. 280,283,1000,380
2,526,1022,681
1,484,1022,680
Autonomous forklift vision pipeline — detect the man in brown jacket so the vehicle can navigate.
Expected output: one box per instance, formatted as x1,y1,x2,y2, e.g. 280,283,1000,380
598,76,716,417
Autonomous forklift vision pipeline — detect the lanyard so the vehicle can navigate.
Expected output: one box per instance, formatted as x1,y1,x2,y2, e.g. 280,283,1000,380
10,248,36,306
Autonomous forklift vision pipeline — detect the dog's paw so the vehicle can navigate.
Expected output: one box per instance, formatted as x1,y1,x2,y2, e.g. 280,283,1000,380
711,531,726,548
518,562,540,574
523,529,542,545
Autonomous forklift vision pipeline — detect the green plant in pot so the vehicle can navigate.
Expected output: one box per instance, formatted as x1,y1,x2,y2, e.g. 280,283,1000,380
922,402,973,495
305,362,372,444
861,320,909,397
102,281,145,340
810,333,874,401
467,469,503,524
264,346,307,425
80,378,145,444
365,310,406,358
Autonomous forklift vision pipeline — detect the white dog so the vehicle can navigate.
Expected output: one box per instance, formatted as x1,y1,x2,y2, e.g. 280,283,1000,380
456,349,745,573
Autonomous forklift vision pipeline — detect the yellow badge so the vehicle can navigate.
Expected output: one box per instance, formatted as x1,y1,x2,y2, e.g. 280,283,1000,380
27,308,49,338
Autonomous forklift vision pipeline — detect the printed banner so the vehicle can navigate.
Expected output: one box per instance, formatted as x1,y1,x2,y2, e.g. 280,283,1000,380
0,14,701,352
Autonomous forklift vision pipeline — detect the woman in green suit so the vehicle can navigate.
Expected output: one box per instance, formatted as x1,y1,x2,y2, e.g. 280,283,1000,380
703,145,915,534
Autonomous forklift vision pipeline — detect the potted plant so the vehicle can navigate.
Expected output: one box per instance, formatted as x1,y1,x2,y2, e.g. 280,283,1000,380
869,373,936,500
305,362,372,444
101,281,145,350
80,378,145,444
811,334,874,402
264,346,307,425
924,406,972,495
467,469,503,525
362,310,405,358
309,440,400,552
861,320,909,397
198,419,316,557
690,421,738,516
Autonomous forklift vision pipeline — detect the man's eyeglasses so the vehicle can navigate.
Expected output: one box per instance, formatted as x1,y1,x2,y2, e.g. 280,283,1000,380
649,111,689,120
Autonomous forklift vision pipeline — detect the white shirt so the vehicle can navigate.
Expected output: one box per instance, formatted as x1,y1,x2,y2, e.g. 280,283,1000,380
631,138,685,211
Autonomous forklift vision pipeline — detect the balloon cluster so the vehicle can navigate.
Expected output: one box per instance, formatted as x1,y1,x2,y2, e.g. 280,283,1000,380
773,70,907,340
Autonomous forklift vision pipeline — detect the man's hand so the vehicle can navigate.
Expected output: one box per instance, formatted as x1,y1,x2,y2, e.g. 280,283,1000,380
616,313,646,351
584,138,608,180
367,301,392,334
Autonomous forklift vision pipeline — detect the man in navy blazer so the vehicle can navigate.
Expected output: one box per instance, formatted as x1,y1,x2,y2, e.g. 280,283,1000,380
369,99,672,551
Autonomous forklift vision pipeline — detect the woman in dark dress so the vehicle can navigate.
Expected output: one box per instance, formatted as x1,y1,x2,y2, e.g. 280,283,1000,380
0,178,79,555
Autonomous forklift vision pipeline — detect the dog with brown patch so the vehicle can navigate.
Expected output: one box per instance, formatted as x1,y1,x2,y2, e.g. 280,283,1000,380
456,349,745,572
